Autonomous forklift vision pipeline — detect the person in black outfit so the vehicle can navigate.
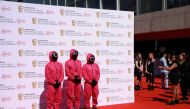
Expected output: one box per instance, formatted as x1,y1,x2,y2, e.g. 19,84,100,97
145,52,155,90
135,53,143,90
179,52,190,101
159,54,180,105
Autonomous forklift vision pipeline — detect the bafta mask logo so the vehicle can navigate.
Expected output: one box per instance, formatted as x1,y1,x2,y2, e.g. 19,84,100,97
60,29,65,36
18,71,24,78
18,93,24,101
128,14,132,20
106,96,110,102
96,11,100,18
32,18,38,24
128,32,132,38
18,49,24,57
128,86,132,91
18,28,24,35
96,50,100,56
106,22,110,28
72,40,76,46
60,9,64,16
60,50,64,56
106,78,110,84
128,67,132,74
72,20,76,27
96,31,100,37
32,103,37,109
32,82,37,89
106,40,110,46
18,5,23,13
32,39,38,46
32,60,38,67
106,59,110,65
128,50,132,56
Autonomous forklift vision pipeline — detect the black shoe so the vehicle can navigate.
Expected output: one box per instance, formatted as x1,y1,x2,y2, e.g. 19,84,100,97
151,86,154,90
167,100,175,105
181,97,189,101
92,106,98,109
135,85,140,90
175,100,179,104
165,88,169,90
148,85,151,90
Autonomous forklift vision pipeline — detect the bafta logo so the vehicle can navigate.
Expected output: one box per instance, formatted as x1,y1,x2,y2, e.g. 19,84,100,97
128,14,132,20
128,67,132,74
106,96,110,102
18,49,24,57
32,82,37,89
106,59,110,65
106,40,110,46
18,5,23,13
96,50,100,56
18,28,24,35
18,71,24,78
32,103,37,109
128,32,132,38
72,20,76,27
32,60,38,67
106,22,110,28
32,18,38,24
96,31,100,37
128,86,132,91
60,29,65,36
96,11,100,18
60,9,64,16
128,50,132,56
72,40,76,46
32,39,38,46
60,50,64,56
18,93,24,101
106,78,110,84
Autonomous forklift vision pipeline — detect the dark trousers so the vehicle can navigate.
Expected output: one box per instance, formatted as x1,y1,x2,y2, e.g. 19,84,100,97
180,78,189,97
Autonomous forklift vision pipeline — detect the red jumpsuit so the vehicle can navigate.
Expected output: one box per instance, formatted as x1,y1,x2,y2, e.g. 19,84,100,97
65,49,82,109
45,51,64,109
82,53,100,109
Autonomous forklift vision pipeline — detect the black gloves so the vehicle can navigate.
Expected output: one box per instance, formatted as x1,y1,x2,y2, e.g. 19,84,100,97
74,75,81,84
91,80,97,87
53,80,61,89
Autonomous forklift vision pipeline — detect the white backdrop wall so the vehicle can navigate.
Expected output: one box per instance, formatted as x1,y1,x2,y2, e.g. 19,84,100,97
0,1,134,109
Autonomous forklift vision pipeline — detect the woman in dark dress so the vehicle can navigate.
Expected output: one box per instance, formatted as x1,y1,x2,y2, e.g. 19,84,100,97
135,53,143,90
159,54,180,105
145,52,155,90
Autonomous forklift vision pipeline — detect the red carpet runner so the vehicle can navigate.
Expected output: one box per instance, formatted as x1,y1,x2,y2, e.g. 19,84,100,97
99,77,190,109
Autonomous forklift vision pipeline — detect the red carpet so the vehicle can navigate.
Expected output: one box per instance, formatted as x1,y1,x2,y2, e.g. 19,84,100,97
99,77,190,109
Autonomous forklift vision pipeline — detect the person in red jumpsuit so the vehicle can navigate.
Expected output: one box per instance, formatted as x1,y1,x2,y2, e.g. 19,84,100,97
82,53,100,109
65,49,82,109
45,51,64,109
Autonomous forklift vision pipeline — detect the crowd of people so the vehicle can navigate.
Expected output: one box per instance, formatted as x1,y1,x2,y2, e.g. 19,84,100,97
134,51,190,105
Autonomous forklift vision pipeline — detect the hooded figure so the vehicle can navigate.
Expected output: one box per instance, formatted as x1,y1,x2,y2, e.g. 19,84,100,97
65,49,82,109
45,51,64,109
82,53,100,109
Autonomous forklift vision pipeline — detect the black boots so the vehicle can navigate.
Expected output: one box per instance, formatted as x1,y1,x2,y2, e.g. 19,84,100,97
92,106,98,109
167,100,179,105
148,85,154,90
135,85,141,90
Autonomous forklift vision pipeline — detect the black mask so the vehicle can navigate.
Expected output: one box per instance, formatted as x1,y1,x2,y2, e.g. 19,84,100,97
89,55,95,64
72,51,78,61
52,52,58,62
